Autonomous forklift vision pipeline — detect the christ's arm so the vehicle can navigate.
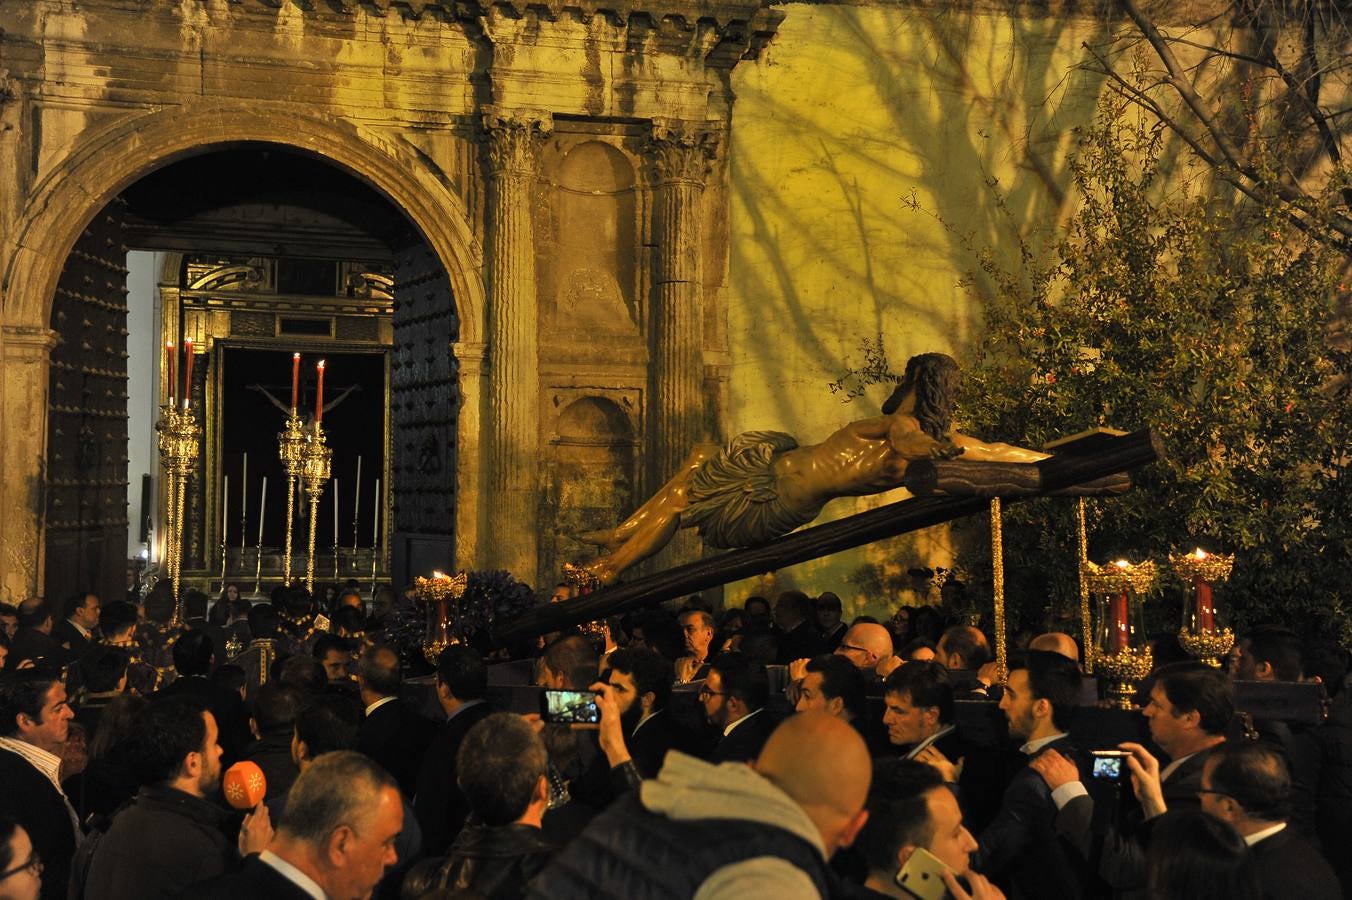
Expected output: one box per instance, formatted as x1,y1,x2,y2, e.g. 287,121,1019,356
951,433,1049,463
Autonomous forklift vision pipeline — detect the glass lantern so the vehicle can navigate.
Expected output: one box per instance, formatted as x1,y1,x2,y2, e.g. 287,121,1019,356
1169,549,1235,668
415,570,468,665
1084,558,1157,709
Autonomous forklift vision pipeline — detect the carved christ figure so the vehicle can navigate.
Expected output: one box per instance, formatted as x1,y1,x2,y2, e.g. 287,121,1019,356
248,383,361,427
576,353,1048,585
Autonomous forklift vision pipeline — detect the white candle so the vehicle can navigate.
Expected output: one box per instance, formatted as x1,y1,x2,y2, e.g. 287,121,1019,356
257,476,268,548
353,456,362,538
222,475,229,544
241,453,248,524
372,477,381,546
333,478,340,547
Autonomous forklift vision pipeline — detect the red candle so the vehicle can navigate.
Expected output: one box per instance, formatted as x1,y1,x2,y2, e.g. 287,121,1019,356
165,342,175,406
182,339,194,410
1194,576,1214,632
1110,591,1129,652
290,353,301,415
315,360,326,426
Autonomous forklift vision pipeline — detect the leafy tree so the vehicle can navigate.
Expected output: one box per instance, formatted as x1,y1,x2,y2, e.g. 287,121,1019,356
950,103,1352,641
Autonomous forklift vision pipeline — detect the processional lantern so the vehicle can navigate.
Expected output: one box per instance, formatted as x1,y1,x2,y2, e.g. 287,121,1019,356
1169,548,1235,668
1085,558,1157,709
417,570,469,664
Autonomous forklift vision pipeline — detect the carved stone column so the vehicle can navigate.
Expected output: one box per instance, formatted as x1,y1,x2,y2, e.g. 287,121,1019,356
451,339,487,575
644,120,719,490
0,326,58,602
482,107,551,585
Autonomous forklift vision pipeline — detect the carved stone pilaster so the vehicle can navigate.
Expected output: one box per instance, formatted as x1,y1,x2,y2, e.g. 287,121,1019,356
643,120,719,492
0,326,58,602
451,340,487,575
482,108,551,585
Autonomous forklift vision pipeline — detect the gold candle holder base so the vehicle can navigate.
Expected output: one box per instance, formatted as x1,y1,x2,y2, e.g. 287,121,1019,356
1092,646,1154,710
1177,628,1235,668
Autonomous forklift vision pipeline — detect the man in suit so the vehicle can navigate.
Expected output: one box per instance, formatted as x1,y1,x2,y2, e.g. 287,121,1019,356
193,751,402,899
356,645,436,799
701,651,774,763
6,599,65,670
773,590,828,665
796,654,886,755
674,608,716,683
414,645,495,854
51,592,99,657
1200,741,1340,900
600,647,675,779
156,629,252,765
971,650,1092,898
0,669,78,900
882,660,964,762
243,681,303,802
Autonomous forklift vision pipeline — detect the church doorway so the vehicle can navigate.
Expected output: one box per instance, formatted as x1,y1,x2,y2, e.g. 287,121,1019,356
41,143,460,605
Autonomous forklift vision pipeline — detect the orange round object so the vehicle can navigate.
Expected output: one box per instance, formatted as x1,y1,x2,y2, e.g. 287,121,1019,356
223,760,267,809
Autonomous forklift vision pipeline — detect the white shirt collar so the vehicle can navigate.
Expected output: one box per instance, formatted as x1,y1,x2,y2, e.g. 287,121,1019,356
1243,822,1287,846
723,707,763,737
260,850,328,900
1160,751,1198,783
0,736,65,793
1020,732,1069,755
634,709,662,735
364,696,397,717
905,724,956,759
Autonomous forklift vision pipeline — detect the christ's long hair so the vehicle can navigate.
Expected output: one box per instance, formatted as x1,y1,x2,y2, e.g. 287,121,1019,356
881,353,961,439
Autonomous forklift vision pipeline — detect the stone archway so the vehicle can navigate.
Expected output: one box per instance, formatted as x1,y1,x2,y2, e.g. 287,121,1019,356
0,104,487,600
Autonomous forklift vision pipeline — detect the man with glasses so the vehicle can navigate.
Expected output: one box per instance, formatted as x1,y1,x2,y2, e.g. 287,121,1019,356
0,670,77,900
833,622,894,676
0,814,43,900
700,652,773,763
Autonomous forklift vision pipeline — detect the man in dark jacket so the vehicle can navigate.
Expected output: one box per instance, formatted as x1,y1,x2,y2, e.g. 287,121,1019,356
52,592,100,657
356,645,436,798
404,713,555,899
243,681,303,802
773,591,828,666
0,669,78,900
415,645,495,854
6,598,65,670
82,696,268,900
702,652,774,764
156,629,252,765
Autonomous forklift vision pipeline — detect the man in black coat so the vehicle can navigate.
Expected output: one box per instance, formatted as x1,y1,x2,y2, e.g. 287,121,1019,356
0,669,78,900
602,647,675,779
190,751,403,900
243,681,303,802
1200,741,1341,900
415,645,496,854
970,651,1094,899
51,592,100,657
357,645,437,799
156,629,253,765
403,714,556,899
83,696,268,900
701,652,775,764
6,598,66,670
773,590,828,666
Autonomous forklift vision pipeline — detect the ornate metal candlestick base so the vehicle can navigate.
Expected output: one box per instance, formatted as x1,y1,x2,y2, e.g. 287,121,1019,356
1093,646,1155,709
156,405,200,623
279,414,305,586
1176,629,1236,668
301,423,332,594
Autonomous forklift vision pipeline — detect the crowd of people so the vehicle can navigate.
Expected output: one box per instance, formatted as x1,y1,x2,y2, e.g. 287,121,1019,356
0,582,1349,900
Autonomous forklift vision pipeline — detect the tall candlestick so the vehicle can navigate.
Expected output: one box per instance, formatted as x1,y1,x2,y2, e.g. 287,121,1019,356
240,453,248,555
315,360,326,426
182,339,195,410
333,477,340,550
257,476,268,545
291,352,301,415
222,474,229,544
165,342,175,407
372,478,381,546
352,456,362,555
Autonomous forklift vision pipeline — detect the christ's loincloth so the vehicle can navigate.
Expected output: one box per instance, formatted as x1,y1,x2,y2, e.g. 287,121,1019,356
682,431,822,549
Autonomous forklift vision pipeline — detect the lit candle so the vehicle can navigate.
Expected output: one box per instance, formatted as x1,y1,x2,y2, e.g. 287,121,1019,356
257,476,268,549
165,342,175,407
222,475,229,544
241,453,248,528
1192,549,1214,632
333,478,339,549
182,339,194,410
315,360,326,426
1110,591,1129,651
290,352,301,416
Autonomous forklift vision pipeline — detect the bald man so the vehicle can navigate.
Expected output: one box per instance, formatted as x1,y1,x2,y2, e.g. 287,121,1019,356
356,645,437,797
790,621,894,685
528,712,872,899
1029,632,1080,664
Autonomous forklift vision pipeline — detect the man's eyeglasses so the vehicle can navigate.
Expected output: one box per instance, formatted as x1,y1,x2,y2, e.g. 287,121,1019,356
1197,788,1230,799
837,643,871,657
0,851,42,882
697,686,727,699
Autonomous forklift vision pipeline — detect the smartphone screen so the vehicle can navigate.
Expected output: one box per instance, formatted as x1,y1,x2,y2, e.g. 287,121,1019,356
540,689,600,725
1092,755,1124,781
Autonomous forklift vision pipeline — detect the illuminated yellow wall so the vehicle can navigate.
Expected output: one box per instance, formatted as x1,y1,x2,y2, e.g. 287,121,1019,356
721,5,1112,616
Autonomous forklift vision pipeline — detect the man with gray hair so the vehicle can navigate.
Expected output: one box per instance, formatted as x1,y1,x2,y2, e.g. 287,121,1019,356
191,751,403,899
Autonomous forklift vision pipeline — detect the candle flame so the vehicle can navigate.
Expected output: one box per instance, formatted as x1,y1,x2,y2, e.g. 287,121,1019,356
1114,559,1130,568
293,352,300,359
432,570,447,579
1193,548,1208,559
317,359,326,369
